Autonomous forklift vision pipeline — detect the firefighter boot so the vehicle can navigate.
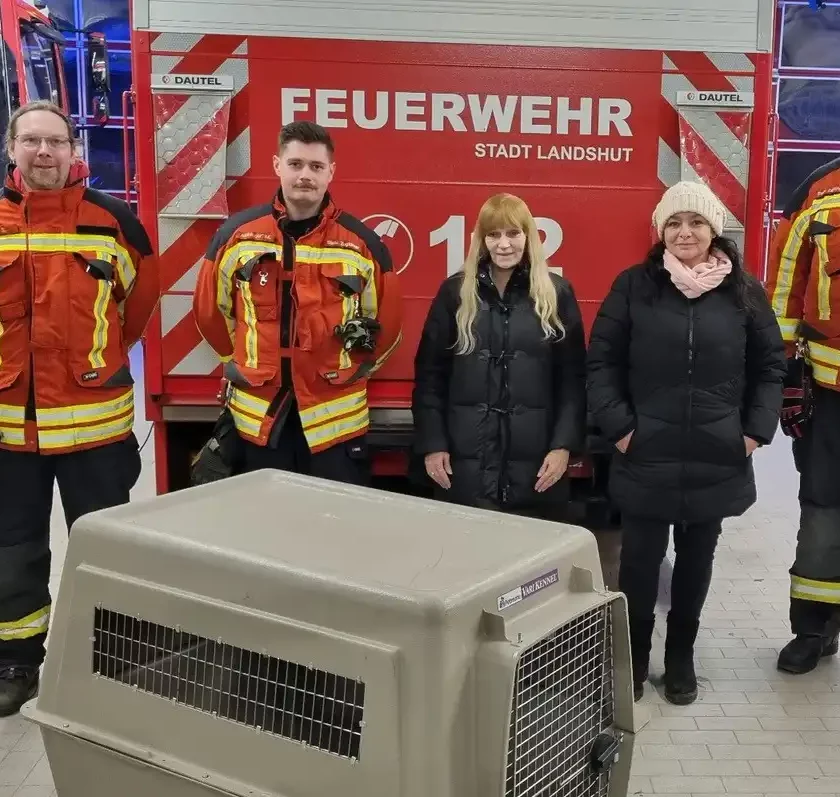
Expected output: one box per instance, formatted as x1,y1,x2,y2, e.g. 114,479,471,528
777,633,839,675
629,613,655,702
664,614,700,705
0,666,39,717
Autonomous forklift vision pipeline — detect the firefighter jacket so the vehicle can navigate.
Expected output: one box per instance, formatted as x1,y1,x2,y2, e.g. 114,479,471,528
193,192,403,453
0,166,159,454
767,156,840,389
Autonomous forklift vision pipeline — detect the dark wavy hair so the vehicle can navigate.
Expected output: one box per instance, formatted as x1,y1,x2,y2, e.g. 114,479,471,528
641,235,763,313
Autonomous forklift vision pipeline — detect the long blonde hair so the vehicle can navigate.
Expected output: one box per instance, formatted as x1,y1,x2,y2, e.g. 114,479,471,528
455,193,564,355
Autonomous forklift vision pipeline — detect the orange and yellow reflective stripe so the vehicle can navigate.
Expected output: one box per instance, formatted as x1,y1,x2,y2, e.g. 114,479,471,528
36,389,134,449
771,198,840,319
228,387,270,438
791,575,840,604
299,390,369,448
814,208,833,322
0,402,26,446
807,342,840,387
239,282,259,369
216,243,284,337
0,605,50,640
89,280,112,369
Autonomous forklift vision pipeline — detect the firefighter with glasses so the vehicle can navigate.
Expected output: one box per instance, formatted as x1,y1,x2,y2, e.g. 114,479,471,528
767,156,840,674
0,102,159,716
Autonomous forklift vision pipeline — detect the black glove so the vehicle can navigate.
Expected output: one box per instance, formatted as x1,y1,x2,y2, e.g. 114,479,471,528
190,408,241,485
780,355,814,439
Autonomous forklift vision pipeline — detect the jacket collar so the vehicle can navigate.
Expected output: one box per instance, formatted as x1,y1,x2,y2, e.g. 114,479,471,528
477,256,531,294
272,189,336,228
2,161,89,213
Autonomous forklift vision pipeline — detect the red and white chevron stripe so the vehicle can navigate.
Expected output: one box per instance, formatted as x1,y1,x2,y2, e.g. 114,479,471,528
154,90,231,219
659,52,756,232
151,33,252,377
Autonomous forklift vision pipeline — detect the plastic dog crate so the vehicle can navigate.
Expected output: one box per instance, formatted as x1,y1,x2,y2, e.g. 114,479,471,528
23,470,637,797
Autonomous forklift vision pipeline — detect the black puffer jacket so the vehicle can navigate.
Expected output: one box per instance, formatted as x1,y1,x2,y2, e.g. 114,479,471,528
412,263,586,511
587,259,786,524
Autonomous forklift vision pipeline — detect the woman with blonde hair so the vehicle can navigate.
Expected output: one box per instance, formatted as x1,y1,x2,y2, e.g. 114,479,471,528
412,193,586,516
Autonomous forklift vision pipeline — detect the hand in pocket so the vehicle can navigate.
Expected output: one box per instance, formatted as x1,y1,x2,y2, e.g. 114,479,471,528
615,431,634,454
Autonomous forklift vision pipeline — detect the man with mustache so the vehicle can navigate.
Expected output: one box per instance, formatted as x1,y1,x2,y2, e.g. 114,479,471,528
194,121,402,485
0,102,159,715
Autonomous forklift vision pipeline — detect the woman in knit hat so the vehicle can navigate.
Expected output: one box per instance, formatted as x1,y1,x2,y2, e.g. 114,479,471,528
587,181,786,705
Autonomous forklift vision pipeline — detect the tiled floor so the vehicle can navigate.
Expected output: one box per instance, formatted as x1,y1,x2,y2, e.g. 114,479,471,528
0,348,837,796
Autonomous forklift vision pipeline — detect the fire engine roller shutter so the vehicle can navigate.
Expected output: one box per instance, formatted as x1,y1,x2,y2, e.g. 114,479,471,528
660,53,756,251
133,0,774,53
153,36,250,378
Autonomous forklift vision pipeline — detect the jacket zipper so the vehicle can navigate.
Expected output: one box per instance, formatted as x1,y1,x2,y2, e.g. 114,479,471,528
264,230,296,446
681,302,695,521
23,204,36,433
281,231,296,351
498,294,512,506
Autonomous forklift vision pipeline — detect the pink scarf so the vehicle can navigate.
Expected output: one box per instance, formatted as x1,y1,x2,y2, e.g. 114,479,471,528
663,249,732,299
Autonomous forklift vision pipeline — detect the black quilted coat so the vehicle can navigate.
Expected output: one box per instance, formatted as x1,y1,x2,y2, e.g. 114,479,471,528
587,256,786,524
412,262,586,512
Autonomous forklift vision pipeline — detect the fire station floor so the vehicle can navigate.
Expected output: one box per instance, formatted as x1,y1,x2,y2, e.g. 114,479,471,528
1,348,839,797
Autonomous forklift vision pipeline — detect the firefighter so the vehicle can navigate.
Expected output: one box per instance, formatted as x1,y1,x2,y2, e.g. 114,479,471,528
767,156,840,674
0,101,159,715
193,121,402,485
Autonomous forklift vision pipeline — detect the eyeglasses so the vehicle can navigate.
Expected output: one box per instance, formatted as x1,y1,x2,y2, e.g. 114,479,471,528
13,135,72,150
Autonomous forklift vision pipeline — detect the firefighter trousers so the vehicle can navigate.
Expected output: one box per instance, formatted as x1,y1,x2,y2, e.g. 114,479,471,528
0,435,142,667
790,383,840,636
238,404,371,486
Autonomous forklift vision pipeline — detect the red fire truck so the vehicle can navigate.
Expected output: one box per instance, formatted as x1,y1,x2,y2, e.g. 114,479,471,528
1,0,112,163
0,0,69,148
125,0,778,522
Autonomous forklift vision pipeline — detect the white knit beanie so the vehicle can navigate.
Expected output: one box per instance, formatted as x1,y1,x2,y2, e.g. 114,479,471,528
652,181,727,239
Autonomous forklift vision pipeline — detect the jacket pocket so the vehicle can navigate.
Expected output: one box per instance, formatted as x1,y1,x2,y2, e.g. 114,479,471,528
621,418,643,456
299,263,368,372
67,253,126,384
0,249,26,304
815,215,840,324
232,252,280,384
0,299,27,391
699,412,746,466
0,249,29,388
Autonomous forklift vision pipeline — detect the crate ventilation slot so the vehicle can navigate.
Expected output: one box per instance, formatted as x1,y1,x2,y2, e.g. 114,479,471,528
92,608,366,759
506,604,615,797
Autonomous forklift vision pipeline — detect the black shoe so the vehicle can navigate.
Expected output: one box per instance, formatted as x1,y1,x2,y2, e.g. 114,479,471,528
777,634,839,675
633,662,648,702
628,613,655,704
664,614,700,705
663,652,698,705
0,666,39,717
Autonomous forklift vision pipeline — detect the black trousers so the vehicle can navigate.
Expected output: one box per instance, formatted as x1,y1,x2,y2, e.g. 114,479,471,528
239,406,371,487
790,383,840,636
619,515,722,672
0,435,141,667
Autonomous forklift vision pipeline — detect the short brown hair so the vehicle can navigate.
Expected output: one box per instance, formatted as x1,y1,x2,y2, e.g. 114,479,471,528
278,121,335,158
5,101,76,152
